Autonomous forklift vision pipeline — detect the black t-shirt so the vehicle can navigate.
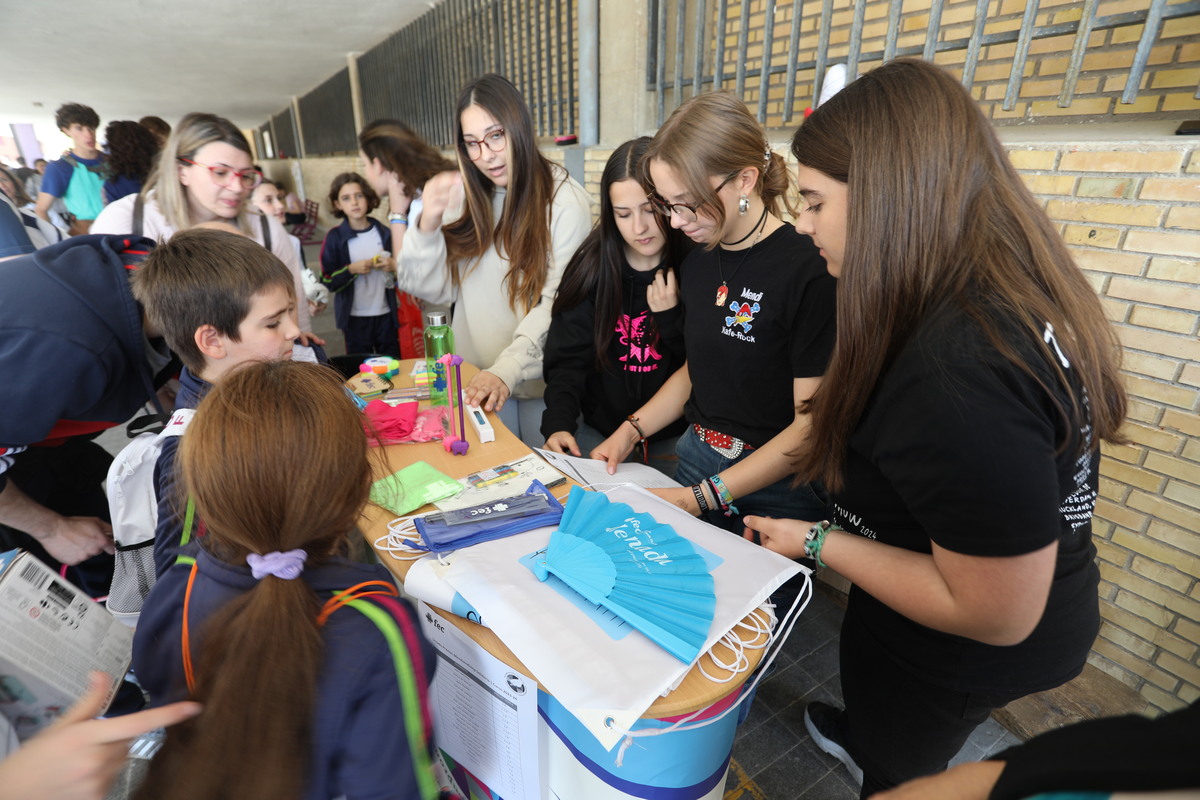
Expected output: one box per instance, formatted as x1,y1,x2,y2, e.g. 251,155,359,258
542,260,687,441
833,304,1101,694
680,225,836,447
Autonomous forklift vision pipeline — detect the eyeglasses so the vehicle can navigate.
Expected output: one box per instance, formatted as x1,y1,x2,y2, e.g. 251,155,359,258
178,158,263,190
463,128,507,160
648,174,736,223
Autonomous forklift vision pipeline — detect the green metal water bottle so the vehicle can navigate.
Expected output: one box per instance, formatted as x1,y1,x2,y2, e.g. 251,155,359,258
424,312,454,406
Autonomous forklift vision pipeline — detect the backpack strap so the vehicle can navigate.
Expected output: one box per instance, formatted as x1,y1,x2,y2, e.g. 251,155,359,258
132,194,145,238
341,596,440,800
259,213,271,250
179,574,438,799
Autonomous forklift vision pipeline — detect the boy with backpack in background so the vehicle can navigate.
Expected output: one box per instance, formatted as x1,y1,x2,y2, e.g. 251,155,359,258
35,103,106,235
106,226,300,623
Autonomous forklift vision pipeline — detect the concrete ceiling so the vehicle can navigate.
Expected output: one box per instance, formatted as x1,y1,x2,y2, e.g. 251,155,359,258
0,0,433,129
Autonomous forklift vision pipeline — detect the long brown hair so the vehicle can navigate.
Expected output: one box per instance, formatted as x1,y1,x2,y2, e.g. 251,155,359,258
445,73,557,313
135,361,371,800
358,118,456,194
641,91,792,250
791,58,1126,491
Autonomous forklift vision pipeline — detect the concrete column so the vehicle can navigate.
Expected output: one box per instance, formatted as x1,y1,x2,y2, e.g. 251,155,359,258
598,0,658,143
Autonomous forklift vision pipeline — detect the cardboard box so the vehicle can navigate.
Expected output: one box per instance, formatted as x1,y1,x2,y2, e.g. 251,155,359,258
0,550,133,740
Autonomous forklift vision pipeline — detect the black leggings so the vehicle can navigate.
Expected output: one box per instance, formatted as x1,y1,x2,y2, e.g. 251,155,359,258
838,605,1024,799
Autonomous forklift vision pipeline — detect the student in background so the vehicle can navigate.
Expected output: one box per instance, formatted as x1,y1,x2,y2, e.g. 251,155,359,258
358,117,457,260
397,73,591,447
251,179,328,317
0,165,63,248
319,172,398,357
36,103,105,235
593,92,836,531
132,360,438,800
100,120,159,203
92,112,319,342
138,115,171,150
746,58,1127,797
23,158,48,199
357,118,455,357
541,137,689,476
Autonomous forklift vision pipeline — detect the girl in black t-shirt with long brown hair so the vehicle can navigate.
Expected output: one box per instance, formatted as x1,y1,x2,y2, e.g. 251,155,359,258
593,92,837,532
747,59,1127,798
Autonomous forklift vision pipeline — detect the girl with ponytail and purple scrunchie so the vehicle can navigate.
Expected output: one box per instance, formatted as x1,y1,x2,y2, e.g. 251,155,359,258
131,361,441,800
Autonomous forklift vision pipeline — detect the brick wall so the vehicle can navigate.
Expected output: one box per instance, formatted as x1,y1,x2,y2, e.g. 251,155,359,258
692,0,1200,128
1008,139,1200,714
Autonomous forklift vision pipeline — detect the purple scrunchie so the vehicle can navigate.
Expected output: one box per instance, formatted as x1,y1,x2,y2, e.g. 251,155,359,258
246,549,307,580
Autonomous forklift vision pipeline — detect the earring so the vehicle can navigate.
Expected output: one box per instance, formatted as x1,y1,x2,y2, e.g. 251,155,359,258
738,194,749,216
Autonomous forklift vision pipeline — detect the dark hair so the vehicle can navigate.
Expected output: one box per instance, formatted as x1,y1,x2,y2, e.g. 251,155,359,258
445,73,557,314
641,92,791,250
138,115,171,145
34,158,47,167
131,228,296,373
0,165,32,206
327,172,379,219
55,102,99,131
134,360,371,800
358,118,456,193
553,137,687,366
103,120,158,182
790,58,1126,491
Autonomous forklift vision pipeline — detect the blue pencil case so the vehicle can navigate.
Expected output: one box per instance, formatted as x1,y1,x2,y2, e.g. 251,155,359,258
412,479,564,553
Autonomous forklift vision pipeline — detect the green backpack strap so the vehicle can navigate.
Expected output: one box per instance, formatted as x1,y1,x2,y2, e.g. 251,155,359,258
344,597,441,800
173,496,198,568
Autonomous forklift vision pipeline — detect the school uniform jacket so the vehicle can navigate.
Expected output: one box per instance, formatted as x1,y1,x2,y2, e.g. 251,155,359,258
0,234,173,493
133,545,438,800
319,217,396,331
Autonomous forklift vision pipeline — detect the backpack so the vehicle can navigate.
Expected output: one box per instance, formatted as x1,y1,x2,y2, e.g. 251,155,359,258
105,407,195,626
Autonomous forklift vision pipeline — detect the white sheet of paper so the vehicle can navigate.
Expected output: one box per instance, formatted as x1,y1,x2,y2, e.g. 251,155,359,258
442,483,803,751
534,448,683,490
434,453,568,512
420,604,542,800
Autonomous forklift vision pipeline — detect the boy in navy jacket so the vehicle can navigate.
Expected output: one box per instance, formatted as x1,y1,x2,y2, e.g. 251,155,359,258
127,227,301,578
0,232,176,594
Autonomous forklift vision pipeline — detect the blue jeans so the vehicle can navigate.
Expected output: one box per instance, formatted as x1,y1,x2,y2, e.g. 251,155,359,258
494,396,548,450
674,426,828,534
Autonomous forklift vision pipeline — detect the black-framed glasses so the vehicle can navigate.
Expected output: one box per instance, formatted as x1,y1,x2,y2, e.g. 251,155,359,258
178,158,263,190
647,174,736,223
463,128,507,160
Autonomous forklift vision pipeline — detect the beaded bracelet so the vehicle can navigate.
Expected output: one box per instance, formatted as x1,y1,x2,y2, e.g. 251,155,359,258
707,474,739,517
805,520,838,568
691,484,710,514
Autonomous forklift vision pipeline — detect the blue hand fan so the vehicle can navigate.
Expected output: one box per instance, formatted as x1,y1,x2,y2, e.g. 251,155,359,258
533,486,716,663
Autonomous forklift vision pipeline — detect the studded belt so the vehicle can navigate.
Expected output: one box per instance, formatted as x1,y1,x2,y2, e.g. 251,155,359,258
692,423,756,459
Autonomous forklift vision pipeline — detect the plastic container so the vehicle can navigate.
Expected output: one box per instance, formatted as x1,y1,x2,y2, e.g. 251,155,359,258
423,312,454,406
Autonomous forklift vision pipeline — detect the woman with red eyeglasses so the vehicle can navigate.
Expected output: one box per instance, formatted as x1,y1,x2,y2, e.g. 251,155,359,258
396,74,591,447
93,112,319,342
